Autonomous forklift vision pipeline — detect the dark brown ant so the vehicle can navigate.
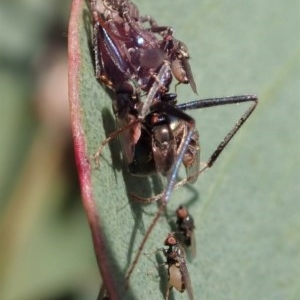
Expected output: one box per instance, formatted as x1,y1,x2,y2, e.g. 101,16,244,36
176,205,196,258
163,233,193,300
88,0,196,103
87,0,258,288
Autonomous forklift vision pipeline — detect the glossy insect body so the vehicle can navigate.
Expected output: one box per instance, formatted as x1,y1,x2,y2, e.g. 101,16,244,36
128,99,199,179
89,0,199,167
89,0,196,104
163,234,193,300
176,205,196,257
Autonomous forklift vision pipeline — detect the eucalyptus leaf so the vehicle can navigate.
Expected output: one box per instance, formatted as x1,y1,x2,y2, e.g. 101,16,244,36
69,0,300,299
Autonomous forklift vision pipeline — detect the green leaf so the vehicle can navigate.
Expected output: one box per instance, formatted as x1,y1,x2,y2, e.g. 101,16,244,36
69,0,300,299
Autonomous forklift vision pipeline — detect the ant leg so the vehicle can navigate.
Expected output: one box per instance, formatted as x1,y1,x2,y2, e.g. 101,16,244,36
121,8,158,48
93,118,141,167
89,2,131,85
169,94,258,187
178,94,258,168
129,192,161,204
125,204,166,288
147,25,173,37
140,15,159,29
140,62,171,117
163,123,195,204
90,9,115,88
129,161,209,204
178,94,257,112
90,12,102,79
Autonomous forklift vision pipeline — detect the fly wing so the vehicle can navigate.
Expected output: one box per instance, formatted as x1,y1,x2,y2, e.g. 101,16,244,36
116,116,141,165
182,264,194,300
190,230,196,259
178,245,194,300
184,129,200,184
182,56,197,94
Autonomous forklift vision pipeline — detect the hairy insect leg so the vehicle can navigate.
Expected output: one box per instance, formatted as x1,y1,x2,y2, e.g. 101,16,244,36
139,14,158,29
129,191,161,204
89,4,102,79
89,1,115,87
170,94,259,187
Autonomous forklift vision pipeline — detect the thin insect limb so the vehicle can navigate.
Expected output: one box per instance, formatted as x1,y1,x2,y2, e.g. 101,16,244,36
163,124,195,205
168,162,210,193
177,94,258,167
117,2,159,49
90,0,133,42
177,94,257,111
140,62,170,118
90,4,102,80
125,204,165,289
90,2,123,87
129,162,209,203
93,118,141,167
181,55,197,94
141,248,166,279
90,2,133,77
129,94,257,203
139,14,158,29
129,192,160,203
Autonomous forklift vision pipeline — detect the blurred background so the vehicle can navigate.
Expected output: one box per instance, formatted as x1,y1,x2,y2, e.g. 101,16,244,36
0,1,99,300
